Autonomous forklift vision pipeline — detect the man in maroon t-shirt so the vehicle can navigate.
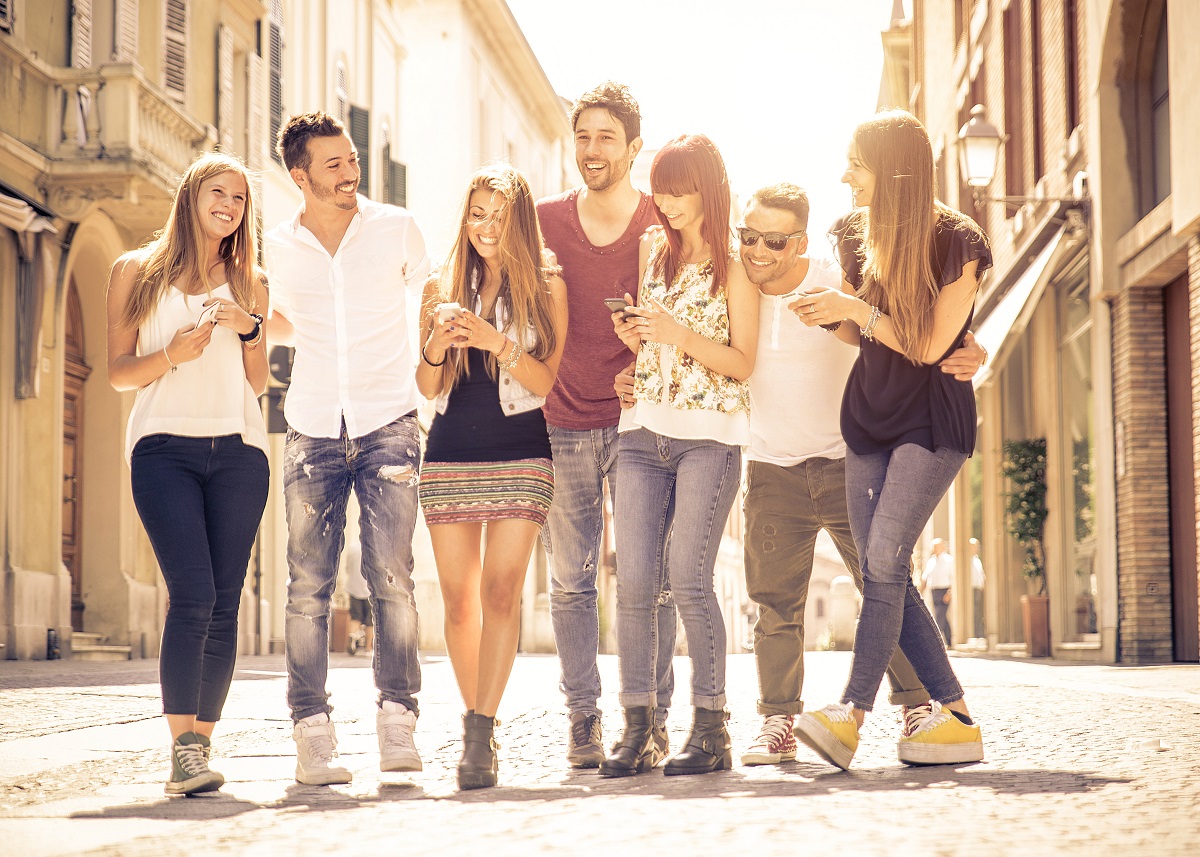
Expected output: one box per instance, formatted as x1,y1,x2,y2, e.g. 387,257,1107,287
536,82,676,769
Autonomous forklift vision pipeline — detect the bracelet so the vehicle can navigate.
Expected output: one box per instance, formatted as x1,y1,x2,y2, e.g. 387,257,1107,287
239,313,264,342
421,344,446,367
241,326,263,349
498,338,523,372
163,346,177,373
861,305,883,341
979,343,989,366
821,321,843,332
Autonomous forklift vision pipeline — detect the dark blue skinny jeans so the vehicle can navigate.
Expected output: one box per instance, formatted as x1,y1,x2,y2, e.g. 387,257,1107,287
131,433,269,722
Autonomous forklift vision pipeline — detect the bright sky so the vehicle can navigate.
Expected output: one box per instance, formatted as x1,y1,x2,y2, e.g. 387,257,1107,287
506,0,899,243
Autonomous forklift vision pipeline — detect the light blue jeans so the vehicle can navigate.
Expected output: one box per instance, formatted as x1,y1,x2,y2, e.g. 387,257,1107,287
283,415,422,720
543,423,675,719
842,443,968,711
614,428,740,711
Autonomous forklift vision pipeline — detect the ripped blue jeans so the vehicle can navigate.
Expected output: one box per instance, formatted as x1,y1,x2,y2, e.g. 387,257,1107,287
283,415,422,720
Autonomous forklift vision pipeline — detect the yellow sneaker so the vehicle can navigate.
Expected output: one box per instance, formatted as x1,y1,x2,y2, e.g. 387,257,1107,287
897,701,984,765
794,703,859,770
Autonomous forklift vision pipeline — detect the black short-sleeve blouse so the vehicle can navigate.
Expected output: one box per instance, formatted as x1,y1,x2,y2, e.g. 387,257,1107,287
829,209,993,456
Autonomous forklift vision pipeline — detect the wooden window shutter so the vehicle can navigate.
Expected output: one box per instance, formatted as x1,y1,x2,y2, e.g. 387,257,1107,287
390,159,407,209
113,0,138,61
71,0,94,69
247,51,267,169
268,0,284,164
349,105,370,199
0,0,13,33
163,0,188,104
217,25,234,151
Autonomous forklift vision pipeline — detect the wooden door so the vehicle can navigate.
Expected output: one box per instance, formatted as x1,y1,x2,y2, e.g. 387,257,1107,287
62,281,91,631
1165,274,1198,661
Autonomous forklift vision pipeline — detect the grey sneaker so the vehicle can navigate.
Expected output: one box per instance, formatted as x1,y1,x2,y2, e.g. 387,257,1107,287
165,732,224,795
378,701,422,772
567,712,605,768
294,713,353,785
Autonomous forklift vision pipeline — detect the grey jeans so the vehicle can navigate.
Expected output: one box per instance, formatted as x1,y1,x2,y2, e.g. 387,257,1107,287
842,444,967,712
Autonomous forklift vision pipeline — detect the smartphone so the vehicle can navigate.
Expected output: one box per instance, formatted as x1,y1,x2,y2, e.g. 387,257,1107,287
603,297,634,320
197,303,219,327
435,302,462,324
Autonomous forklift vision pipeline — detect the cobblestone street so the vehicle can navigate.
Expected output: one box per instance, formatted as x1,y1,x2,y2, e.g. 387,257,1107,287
2,651,1198,856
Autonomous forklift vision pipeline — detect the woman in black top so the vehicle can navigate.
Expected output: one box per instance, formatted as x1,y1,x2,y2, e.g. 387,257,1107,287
416,164,568,789
791,110,992,770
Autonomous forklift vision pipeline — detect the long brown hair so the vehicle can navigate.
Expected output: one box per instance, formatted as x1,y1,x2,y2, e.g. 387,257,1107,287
851,110,971,363
119,152,260,330
432,164,557,391
649,134,731,296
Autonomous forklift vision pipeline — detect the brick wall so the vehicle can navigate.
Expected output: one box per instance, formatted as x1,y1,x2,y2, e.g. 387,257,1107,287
1111,285,1175,662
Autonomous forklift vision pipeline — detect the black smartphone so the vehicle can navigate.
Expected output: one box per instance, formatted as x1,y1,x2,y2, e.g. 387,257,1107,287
603,297,634,320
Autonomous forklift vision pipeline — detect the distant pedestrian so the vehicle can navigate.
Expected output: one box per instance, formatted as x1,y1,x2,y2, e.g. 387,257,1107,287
265,111,431,786
969,537,986,639
793,110,991,769
415,164,568,790
107,152,270,795
601,134,758,778
341,544,372,654
922,538,955,646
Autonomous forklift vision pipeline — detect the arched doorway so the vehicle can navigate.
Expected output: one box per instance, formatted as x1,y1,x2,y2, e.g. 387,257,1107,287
63,278,92,631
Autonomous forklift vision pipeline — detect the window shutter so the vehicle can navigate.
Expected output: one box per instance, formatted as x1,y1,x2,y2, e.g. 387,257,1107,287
71,0,93,69
0,0,12,33
268,0,284,164
217,24,234,151
349,105,370,199
389,159,407,209
163,0,188,104
113,0,138,61
247,51,267,170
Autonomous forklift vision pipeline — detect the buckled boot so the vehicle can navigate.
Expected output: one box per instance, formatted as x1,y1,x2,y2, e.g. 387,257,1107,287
457,711,498,790
599,706,658,777
664,707,732,776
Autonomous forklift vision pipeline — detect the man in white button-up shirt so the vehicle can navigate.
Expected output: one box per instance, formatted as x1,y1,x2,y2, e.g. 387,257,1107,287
264,112,430,786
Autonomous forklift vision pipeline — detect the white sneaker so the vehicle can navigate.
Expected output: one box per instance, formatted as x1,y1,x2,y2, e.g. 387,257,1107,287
293,713,353,785
378,701,423,772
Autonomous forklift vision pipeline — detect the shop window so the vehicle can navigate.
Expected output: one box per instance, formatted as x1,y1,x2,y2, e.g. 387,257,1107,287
1058,274,1097,640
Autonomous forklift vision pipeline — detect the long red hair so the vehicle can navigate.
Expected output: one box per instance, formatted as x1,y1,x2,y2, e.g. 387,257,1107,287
649,134,731,295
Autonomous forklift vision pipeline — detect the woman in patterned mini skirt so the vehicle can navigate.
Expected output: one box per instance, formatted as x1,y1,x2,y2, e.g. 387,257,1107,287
415,163,568,789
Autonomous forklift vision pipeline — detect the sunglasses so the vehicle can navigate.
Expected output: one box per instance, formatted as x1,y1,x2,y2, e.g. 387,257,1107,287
737,227,805,252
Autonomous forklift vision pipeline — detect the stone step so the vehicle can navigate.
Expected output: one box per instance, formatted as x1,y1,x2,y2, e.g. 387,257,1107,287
72,644,133,662
71,631,104,646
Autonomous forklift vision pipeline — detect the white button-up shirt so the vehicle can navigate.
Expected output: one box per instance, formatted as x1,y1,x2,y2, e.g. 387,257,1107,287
265,196,431,439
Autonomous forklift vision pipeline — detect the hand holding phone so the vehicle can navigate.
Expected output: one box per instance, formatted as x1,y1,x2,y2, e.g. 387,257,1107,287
197,302,219,327
435,302,462,325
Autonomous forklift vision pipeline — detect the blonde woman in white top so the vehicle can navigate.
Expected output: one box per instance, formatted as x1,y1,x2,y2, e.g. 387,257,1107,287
106,152,269,796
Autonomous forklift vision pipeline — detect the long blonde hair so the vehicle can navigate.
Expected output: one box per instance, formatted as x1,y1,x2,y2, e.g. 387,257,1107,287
119,152,260,330
851,110,965,363
432,164,557,391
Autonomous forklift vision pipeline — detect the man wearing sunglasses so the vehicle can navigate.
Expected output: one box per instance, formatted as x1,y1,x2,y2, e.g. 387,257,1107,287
618,183,985,766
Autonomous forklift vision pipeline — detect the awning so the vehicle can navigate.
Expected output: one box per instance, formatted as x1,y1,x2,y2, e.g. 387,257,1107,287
972,226,1067,388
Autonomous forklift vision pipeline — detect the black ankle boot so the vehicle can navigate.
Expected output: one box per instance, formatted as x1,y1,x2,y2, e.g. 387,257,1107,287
663,707,732,776
599,706,659,777
457,711,498,790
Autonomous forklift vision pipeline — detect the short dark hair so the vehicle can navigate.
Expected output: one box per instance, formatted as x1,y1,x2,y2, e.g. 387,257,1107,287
570,81,641,144
747,183,810,232
277,111,346,172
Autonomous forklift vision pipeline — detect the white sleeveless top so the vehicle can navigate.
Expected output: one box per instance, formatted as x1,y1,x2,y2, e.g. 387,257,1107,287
124,284,269,463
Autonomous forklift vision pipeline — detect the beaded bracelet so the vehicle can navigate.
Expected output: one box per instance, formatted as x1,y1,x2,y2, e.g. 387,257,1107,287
498,338,523,371
861,305,883,342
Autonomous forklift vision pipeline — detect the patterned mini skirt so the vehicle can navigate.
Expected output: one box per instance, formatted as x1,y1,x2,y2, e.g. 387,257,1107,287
418,457,554,527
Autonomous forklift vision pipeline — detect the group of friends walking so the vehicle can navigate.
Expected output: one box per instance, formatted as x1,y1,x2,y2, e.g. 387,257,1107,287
106,81,992,795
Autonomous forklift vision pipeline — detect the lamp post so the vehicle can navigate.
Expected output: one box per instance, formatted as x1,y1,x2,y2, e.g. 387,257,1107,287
957,104,1003,193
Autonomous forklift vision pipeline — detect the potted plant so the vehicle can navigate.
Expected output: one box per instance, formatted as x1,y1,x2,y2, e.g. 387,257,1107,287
1000,438,1051,656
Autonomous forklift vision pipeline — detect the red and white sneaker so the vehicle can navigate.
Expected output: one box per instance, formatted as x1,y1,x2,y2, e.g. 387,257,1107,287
741,714,797,766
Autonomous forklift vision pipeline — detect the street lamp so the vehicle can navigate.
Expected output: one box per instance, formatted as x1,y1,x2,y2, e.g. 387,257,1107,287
957,104,1003,190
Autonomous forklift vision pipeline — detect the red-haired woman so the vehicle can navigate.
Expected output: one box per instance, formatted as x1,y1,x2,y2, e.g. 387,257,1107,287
416,163,568,789
600,134,758,778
